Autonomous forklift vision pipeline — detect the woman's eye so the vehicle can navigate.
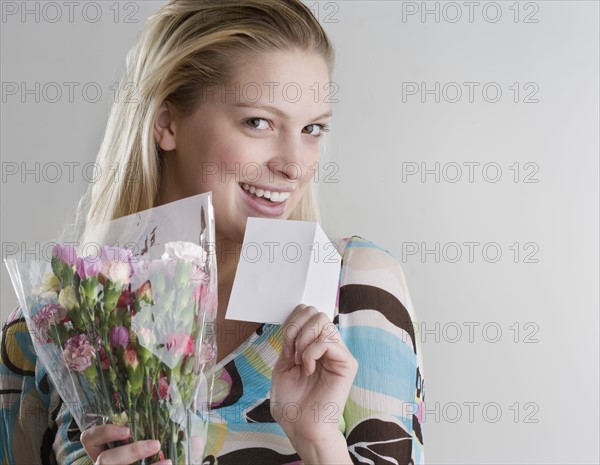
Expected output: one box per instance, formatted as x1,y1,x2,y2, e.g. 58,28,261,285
244,118,330,138
304,123,330,137
245,117,270,130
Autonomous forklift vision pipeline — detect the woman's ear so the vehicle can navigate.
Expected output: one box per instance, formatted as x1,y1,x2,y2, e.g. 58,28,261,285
154,101,177,151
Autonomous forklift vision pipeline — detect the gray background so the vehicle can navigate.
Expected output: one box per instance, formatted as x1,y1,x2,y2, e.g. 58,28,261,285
1,1,598,463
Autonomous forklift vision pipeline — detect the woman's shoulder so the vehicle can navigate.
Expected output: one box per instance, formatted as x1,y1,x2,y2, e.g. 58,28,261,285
333,234,395,253
332,235,423,364
333,235,411,297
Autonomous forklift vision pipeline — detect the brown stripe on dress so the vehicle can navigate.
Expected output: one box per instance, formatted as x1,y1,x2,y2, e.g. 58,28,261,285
339,284,417,354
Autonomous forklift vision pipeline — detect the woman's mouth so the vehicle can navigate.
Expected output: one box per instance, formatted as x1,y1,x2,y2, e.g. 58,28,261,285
239,183,291,203
238,183,291,216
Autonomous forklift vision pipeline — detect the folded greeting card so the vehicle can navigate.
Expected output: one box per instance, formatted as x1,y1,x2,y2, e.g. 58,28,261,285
225,218,342,324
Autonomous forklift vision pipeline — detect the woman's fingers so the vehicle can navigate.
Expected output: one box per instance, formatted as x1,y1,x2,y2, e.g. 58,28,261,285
80,424,130,460
281,304,318,361
299,333,328,376
281,304,346,369
301,332,357,376
94,439,162,465
80,424,162,464
292,312,336,365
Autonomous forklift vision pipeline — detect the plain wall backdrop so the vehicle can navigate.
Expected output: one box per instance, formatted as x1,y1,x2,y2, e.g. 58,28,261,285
1,1,598,463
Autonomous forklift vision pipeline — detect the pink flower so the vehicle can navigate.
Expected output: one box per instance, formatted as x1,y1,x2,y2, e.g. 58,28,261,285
137,327,155,346
109,326,129,349
199,342,216,364
52,244,77,266
123,347,139,369
190,263,208,287
100,246,135,285
63,334,96,372
158,376,170,400
32,304,68,343
193,284,217,316
98,346,110,370
165,333,194,356
123,348,144,394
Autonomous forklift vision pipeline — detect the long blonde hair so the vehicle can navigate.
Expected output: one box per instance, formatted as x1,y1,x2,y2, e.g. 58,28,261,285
76,0,335,234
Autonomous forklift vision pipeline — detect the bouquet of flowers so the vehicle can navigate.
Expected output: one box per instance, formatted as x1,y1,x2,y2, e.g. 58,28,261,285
4,193,217,464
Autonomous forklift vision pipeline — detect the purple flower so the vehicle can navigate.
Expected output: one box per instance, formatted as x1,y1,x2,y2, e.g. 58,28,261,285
32,303,67,343
100,245,134,263
63,334,96,372
52,244,77,266
76,255,102,280
110,326,129,349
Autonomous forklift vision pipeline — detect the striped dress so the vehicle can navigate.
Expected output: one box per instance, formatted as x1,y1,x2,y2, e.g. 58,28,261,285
1,235,425,464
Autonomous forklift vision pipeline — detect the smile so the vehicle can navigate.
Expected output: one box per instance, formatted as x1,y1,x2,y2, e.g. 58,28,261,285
239,183,291,203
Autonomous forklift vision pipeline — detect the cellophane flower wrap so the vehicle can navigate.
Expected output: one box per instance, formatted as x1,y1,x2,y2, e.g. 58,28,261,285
4,192,218,464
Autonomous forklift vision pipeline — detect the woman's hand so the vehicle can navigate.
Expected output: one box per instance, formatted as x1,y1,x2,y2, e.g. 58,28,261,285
270,304,358,450
80,424,170,465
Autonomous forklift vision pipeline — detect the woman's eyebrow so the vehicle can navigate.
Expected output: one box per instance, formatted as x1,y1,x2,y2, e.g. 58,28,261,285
234,102,332,121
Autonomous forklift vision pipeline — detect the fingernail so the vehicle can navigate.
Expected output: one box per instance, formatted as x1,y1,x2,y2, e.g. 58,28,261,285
294,350,300,365
117,426,130,437
284,346,290,358
155,460,172,465
146,440,161,452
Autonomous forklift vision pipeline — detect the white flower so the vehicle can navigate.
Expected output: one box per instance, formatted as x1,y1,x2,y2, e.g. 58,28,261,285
32,286,58,301
99,245,134,286
42,272,60,293
161,241,206,266
58,285,77,310
102,261,132,285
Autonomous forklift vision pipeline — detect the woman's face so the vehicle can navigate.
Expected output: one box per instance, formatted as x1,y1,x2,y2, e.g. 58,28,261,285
154,49,332,244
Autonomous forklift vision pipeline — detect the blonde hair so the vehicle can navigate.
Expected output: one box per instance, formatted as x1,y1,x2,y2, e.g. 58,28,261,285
76,0,335,235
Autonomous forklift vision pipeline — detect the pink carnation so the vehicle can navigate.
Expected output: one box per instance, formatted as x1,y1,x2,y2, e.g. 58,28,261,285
193,285,217,316
165,333,194,356
190,263,208,287
63,334,96,372
123,347,139,369
158,375,170,400
32,304,68,343
199,342,216,363
100,246,135,285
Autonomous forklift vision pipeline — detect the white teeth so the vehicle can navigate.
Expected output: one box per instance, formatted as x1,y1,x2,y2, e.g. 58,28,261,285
241,183,291,203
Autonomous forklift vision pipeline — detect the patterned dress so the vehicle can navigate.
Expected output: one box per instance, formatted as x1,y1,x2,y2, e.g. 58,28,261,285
1,235,425,464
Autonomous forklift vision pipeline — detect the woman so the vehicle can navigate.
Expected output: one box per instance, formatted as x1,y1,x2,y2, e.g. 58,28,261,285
0,1,425,464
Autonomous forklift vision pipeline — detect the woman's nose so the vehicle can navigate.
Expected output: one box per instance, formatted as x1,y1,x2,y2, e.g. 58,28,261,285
269,136,307,182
